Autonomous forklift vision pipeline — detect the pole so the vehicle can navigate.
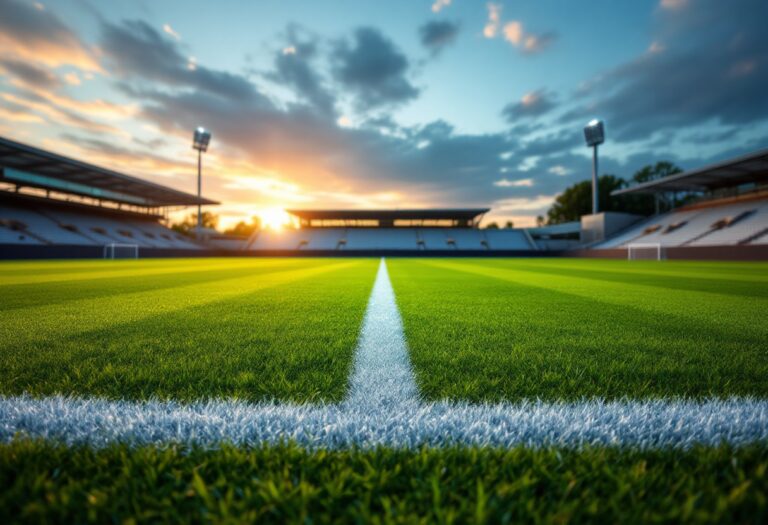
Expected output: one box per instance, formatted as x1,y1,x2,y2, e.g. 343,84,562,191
196,148,202,237
591,144,599,215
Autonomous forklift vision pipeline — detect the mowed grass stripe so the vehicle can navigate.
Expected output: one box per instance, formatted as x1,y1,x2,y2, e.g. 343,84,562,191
0,259,356,347
0,259,378,402
0,260,319,312
0,257,308,286
483,260,768,299
425,259,768,337
388,259,768,402
509,258,768,283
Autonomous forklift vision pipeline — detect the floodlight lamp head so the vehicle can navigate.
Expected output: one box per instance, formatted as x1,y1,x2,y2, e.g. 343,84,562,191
192,127,211,152
583,119,605,147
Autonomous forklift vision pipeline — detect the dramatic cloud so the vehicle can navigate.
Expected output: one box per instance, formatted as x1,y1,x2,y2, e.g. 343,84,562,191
502,90,558,122
565,0,768,141
269,38,336,116
0,0,99,70
0,58,60,89
101,19,260,102
331,27,419,110
419,21,459,56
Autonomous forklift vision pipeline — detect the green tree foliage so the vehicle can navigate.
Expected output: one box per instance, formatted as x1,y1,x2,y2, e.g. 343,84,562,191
484,222,499,229
224,216,262,237
546,162,683,225
504,220,514,228
632,161,682,184
170,212,219,235
546,175,625,225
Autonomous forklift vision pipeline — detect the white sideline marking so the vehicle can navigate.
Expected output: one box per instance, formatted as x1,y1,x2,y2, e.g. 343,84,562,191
1,259,767,449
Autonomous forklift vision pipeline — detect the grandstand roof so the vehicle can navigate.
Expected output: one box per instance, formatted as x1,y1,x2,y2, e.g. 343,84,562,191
288,208,490,229
0,136,218,207
287,209,490,221
613,147,768,196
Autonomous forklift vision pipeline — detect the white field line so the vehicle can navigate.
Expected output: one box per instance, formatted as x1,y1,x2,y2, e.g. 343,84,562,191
1,259,767,449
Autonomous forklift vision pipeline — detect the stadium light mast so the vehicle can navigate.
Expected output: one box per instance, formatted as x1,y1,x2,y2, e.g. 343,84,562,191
583,119,605,215
192,127,211,237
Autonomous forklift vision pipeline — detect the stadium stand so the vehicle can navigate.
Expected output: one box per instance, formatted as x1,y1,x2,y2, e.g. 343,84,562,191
0,136,216,255
593,147,768,257
243,210,538,253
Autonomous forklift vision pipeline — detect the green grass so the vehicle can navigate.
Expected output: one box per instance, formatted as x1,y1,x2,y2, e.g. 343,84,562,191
388,258,768,402
0,258,378,402
1,440,766,524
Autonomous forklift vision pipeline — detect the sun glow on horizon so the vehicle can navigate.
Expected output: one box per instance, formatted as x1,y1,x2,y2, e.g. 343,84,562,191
258,207,292,231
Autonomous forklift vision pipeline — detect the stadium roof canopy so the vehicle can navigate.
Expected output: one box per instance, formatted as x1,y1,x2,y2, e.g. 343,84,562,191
0,136,218,207
612,147,768,196
287,208,490,228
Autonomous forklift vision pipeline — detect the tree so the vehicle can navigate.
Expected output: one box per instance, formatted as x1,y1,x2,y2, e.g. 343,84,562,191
545,162,684,224
504,220,514,228
484,221,499,229
224,216,262,237
546,175,626,224
631,161,682,184
170,212,219,235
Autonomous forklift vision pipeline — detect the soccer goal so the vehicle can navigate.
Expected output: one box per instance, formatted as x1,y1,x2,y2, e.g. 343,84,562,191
627,243,665,261
103,243,139,259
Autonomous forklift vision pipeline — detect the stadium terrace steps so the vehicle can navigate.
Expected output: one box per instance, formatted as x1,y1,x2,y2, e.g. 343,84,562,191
0,203,201,249
598,197,768,248
245,227,535,252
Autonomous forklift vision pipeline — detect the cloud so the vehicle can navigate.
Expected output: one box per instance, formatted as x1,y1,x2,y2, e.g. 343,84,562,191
419,20,459,56
0,58,60,89
483,3,502,39
565,0,768,141
331,27,419,110
1,90,127,136
100,19,261,102
162,23,180,40
502,89,557,122
431,0,451,13
522,32,557,54
501,20,557,54
0,0,99,70
502,21,522,45
268,37,336,116
494,178,534,187
59,133,191,176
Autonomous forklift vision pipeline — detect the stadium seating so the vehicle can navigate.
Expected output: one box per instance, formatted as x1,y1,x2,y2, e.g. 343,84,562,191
0,203,201,249
243,227,536,252
598,198,768,248
483,230,534,250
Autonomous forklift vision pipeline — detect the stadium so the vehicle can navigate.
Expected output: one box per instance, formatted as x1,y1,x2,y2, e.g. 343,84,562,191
1,1,768,523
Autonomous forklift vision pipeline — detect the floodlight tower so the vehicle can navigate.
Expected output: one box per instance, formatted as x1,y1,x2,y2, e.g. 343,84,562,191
192,127,211,237
583,119,605,215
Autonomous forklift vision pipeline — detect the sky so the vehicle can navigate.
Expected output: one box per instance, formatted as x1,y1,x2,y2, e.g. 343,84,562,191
0,0,767,228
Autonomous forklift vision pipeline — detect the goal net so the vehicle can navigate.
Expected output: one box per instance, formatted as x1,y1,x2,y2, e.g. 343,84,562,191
627,243,665,261
104,243,139,259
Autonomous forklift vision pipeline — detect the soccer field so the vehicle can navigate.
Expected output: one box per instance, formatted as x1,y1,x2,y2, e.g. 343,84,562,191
1,257,767,523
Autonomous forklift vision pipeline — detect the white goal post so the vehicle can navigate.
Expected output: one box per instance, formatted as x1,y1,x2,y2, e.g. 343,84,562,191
627,243,665,261
103,243,139,259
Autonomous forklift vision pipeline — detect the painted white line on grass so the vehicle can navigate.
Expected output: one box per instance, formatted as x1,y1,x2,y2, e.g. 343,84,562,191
1,258,767,449
2,396,767,449
344,258,419,412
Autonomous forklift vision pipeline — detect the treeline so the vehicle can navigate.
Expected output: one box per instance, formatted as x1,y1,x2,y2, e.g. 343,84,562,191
545,161,683,225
